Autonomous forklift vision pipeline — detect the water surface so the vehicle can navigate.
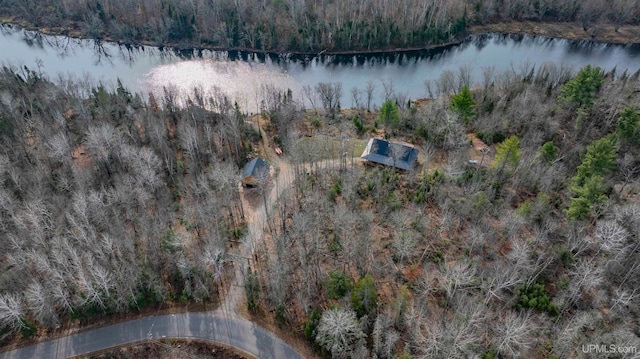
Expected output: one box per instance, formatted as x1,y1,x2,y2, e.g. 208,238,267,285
2,24,639,110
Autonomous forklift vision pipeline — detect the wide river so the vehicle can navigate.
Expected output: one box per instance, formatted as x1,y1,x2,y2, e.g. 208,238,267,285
1,23,640,111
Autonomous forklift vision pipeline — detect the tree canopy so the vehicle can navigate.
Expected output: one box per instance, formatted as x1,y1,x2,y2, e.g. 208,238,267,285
379,99,400,128
567,135,618,220
450,86,476,124
558,65,605,108
617,106,639,140
566,175,608,220
492,135,521,171
573,134,618,186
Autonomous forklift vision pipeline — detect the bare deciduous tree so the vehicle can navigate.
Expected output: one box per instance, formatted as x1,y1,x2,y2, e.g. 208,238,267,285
440,260,478,299
595,219,628,254
493,311,535,358
316,308,365,358
24,281,56,326
0,294,26,334
393,230,417,264
315,82,343,119
365,80,376,111
414,297,484,358
372,314,399,359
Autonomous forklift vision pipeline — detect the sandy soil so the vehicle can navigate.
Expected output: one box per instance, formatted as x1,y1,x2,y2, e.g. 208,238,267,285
467,133,494,167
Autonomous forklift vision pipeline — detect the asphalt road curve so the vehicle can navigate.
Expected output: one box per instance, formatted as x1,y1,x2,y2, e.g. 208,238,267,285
0,311,304,359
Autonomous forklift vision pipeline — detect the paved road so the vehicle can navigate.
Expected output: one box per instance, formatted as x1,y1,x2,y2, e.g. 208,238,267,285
0,311,303,358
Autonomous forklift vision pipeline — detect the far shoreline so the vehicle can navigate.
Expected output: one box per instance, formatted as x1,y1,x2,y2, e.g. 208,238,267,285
1,17,640,58
469,21,640,46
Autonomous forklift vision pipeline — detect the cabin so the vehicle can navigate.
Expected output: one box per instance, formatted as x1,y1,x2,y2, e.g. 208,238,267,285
360,138,418,170
242,157,270,186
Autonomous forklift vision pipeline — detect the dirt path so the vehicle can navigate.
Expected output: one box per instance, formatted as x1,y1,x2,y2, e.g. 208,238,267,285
217,161,294,317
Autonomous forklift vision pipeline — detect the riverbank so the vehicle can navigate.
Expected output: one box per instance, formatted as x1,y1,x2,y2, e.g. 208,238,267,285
2,16,640,57
0,15,456,55
468,21,640,45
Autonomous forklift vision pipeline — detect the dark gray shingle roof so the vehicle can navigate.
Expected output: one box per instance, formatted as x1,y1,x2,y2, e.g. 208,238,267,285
243,157,269,179
360,138,418,170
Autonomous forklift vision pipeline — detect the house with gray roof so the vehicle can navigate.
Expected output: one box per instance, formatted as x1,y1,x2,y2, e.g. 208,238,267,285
360,138,418,170
242,157,269,186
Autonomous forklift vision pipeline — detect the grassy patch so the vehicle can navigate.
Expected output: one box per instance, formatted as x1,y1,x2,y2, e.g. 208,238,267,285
351,139,368,157
296,137,368,161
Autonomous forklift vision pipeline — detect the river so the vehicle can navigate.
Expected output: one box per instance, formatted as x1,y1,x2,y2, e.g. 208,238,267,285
1,23,640,111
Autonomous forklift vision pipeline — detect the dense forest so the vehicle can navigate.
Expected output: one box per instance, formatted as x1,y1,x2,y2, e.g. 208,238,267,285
1,55,639,358
250,64,640,358
0,65,255,339
0,0,639,52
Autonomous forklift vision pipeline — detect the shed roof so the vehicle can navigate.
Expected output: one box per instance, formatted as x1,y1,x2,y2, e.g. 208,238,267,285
242,157,269,179
360,138,418,170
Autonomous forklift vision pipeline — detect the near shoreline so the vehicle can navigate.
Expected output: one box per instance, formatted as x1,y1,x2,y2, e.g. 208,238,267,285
2,17,640,57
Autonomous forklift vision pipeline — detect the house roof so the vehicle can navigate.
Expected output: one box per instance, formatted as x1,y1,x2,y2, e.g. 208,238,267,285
360,138,418,170
242,157,269,179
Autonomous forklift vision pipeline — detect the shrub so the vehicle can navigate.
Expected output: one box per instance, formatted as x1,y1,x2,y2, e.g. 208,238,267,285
303,309,321,341
19,320,37,339
516,200,532,217
245,269,260,311
413,122,429,141
482,350,497,359
324,270,354,300
352,115,365,135
393,353,413,359
328,181,342,202
351,274,378,317
540,141,558,164
384,191,403,211
312,117,322,128
328,232,343,255
516,283,559,318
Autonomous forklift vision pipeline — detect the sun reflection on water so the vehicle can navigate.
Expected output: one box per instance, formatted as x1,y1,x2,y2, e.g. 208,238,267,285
141,58,300,113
